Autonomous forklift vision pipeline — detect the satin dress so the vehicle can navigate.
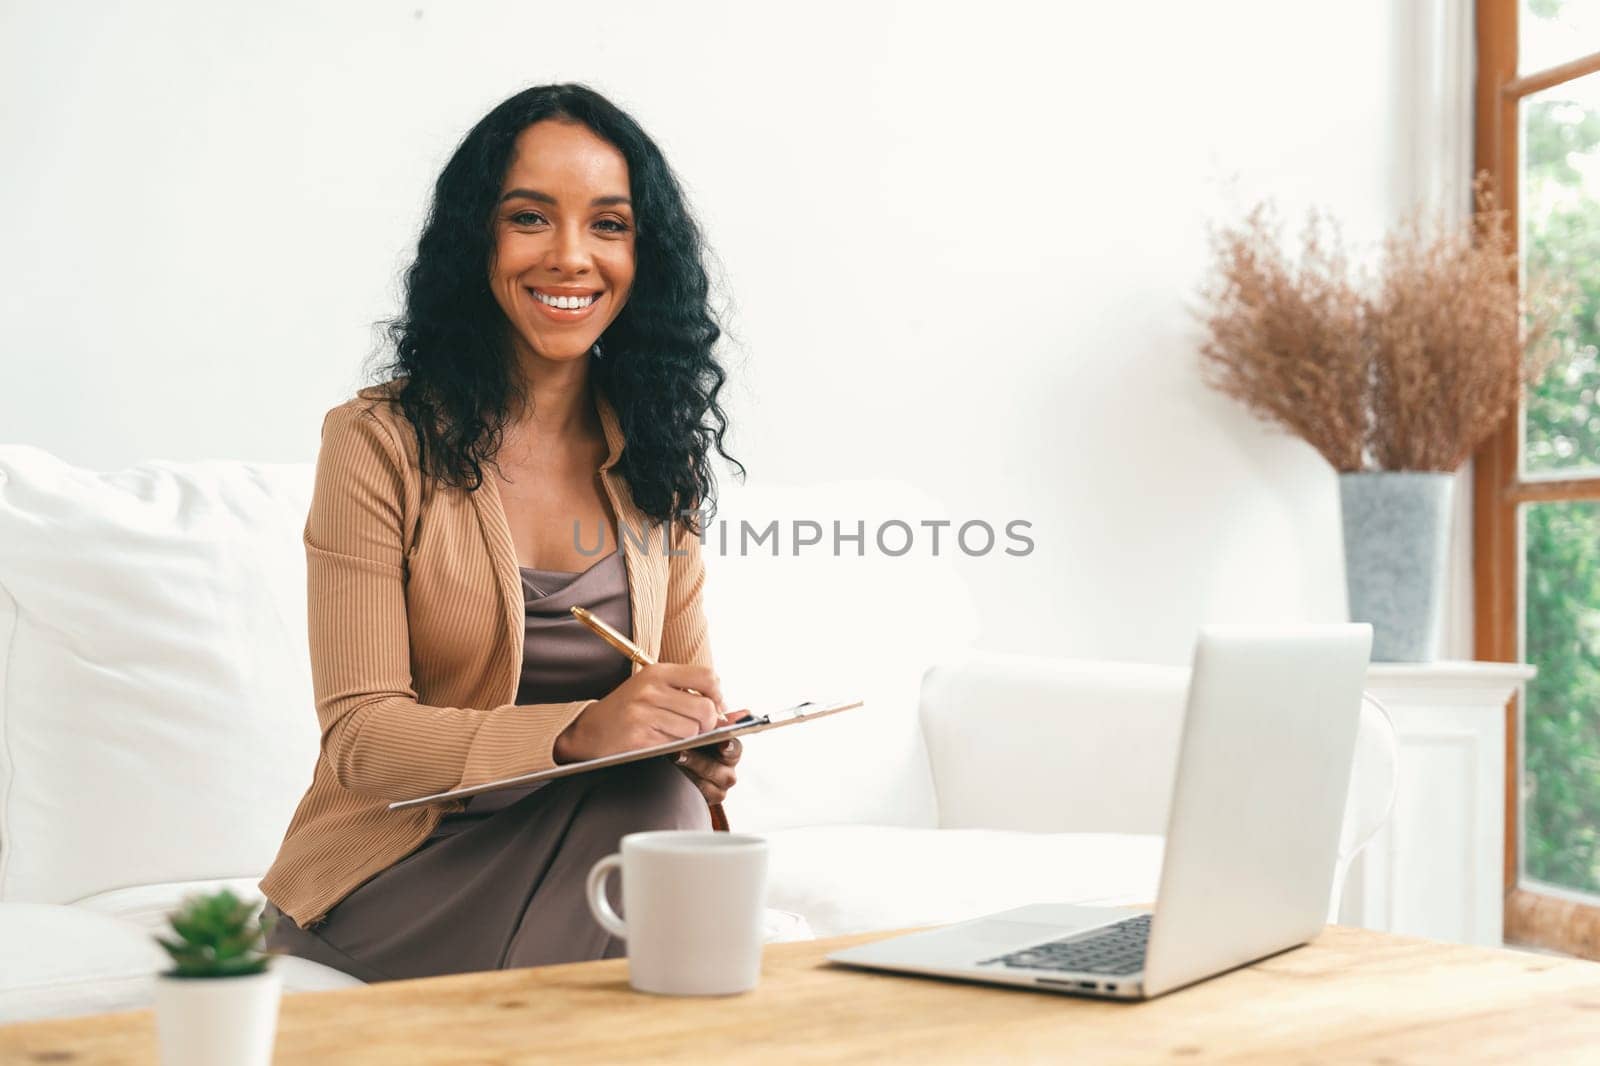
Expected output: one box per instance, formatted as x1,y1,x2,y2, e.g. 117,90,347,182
262,551,712,981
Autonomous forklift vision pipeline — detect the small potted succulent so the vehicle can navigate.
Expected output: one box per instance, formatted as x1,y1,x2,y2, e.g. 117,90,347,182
153,888,282,1066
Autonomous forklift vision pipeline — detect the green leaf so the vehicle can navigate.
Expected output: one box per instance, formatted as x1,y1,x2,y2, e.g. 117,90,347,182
151,888,275,978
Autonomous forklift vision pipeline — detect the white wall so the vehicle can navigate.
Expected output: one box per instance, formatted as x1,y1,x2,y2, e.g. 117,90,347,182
0,0,1466,666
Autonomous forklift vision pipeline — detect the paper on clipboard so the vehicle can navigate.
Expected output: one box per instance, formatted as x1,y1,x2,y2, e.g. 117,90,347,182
387,697,863,811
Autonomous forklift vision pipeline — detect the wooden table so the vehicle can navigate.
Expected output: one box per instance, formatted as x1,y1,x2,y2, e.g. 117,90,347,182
6,924,1600,1064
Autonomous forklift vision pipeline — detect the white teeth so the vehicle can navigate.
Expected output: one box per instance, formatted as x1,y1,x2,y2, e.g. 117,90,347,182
534,290,597,310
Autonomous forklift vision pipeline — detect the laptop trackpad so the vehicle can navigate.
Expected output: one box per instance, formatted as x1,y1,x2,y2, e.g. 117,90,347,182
947,903,1137,952
954,919,1085,948
832,906,1137,967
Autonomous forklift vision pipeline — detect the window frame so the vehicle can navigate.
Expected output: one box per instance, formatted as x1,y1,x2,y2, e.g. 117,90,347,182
1473,0,1600,958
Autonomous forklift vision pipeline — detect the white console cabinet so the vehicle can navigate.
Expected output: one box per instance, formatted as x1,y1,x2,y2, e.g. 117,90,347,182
1338,662,1534,947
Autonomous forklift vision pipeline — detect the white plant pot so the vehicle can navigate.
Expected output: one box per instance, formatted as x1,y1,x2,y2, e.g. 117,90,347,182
154,968,281,1066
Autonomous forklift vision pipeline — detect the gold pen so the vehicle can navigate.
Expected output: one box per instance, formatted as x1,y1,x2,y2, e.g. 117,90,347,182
570,605,732,832
569,606,727,723
569,605,654,669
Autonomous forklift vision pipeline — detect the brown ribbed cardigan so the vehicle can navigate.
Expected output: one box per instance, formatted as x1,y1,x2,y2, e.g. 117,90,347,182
259,379,712,930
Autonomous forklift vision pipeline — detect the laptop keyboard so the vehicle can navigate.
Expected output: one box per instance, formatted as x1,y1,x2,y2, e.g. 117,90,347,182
978,914,1152,975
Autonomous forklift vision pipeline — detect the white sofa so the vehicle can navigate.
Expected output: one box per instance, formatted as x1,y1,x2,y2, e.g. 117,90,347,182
0,446,1396,1024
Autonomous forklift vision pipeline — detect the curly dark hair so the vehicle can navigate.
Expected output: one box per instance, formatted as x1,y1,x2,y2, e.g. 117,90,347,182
365,82,740,529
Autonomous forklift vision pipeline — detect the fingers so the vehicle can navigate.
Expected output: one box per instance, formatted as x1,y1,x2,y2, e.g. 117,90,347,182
646,663,726,715
628,669,720,736
651,684,721,733
678,748,738,789
686,775,728,805
675,750,736,804
646,717,698,743
605,665,735,754
717,736,742,765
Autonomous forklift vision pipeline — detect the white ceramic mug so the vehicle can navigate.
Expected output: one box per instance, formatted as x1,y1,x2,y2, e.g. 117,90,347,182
586,830,768,995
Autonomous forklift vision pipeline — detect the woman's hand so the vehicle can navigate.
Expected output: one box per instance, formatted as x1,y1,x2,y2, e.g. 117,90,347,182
553,663,726,764
675,736,742,805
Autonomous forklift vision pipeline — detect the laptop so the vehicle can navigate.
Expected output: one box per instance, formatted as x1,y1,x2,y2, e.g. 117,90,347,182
827,623,1374,1000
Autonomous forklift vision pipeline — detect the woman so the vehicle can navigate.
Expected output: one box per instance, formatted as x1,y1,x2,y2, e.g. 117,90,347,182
259,83,744,982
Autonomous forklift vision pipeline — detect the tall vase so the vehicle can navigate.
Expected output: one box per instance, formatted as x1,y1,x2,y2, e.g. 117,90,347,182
1339,471,1455,662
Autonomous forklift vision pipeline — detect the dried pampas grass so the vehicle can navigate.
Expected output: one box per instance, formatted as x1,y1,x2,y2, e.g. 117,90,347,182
1196,173,1563,472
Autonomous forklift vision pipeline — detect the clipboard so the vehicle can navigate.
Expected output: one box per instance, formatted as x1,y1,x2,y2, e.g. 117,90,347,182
387,697,863,811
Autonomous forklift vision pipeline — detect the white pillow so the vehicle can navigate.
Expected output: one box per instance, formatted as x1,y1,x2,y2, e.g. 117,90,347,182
703,479,978,831
0,447,319,904
0,900,363,1024
0,902,168,1023
74,876,278,937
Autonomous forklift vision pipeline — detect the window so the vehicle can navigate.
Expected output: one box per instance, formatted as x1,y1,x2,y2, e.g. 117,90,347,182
1475,0,1600,957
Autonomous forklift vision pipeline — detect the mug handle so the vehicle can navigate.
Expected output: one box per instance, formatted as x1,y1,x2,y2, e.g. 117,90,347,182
586,853,628,939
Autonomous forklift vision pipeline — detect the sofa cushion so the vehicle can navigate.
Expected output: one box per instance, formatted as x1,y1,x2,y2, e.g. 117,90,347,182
762,825,1165,938
0,903,167,1024
0,447,320,904
74,876,279,938
0,901,363,1024
920,654,1189,834
74,873,815,946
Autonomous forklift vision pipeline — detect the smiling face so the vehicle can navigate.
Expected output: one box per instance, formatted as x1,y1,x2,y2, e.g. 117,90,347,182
489,119,637,369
